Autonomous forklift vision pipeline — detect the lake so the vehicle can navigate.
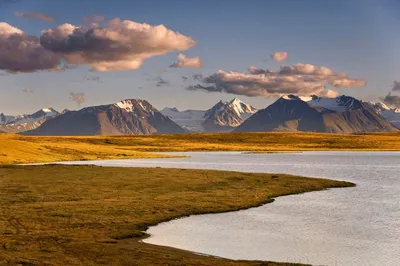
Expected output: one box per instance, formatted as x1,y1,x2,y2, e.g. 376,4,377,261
60,152,400,266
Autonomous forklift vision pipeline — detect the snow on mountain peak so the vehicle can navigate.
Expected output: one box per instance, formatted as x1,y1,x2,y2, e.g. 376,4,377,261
227,97,257,115
372,102,391,112
115,100,135,112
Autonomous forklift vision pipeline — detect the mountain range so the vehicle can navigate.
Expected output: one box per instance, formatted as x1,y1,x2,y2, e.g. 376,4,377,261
1,95,399,136
161,97,257,132
0,108,59,133
236,95,398,133
24,99,185,136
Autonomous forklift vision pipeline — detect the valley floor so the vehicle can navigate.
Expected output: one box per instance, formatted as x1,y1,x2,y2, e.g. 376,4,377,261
1,132,400,164
0,165,354,265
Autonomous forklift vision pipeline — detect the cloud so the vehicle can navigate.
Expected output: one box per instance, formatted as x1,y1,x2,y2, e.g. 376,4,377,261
22,88,33,93
383,93,400,108
192,73,203,81
392,81,400,92
70,92,85,106
330,78,366,88
155,76,170,87
40,18,196,72
84,76,101,82
170,53,203,68
188,63,365,98
15,11,55,22
0,23,61,73
271,52,288,63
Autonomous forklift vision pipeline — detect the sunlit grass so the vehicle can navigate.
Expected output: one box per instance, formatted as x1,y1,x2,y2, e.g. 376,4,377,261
1,132,399,164
0,165,354,265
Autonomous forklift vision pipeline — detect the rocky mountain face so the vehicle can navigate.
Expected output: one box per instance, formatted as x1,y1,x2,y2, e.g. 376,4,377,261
161,97,258,132
24,99,186,136
235,95,399,133
0,108,59,133
203,97,258,131
368,102,400,128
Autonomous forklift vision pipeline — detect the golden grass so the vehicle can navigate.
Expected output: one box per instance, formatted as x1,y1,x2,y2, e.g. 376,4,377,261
0,165,354,265
1,132,400,164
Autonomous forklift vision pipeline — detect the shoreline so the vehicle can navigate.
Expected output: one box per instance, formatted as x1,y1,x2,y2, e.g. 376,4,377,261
0,165,354,265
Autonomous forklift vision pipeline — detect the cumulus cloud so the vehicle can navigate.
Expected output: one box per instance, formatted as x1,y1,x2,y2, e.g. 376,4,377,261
70,92,85,106
40,18,196,72
188,63,366,98
271,52,288,63
170,53,203,68
0,23,61,73
383,93,400,108
392,81,400,92
15,11,55,22
22,88,33,93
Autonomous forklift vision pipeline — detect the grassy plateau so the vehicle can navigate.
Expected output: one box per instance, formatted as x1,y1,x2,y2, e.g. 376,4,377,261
0,165,354,265
1,132,400,164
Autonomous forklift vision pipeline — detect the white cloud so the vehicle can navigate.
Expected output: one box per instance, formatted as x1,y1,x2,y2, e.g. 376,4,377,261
188,63,366,98
170,53,203,68
271,52,288,63
40,18,196,72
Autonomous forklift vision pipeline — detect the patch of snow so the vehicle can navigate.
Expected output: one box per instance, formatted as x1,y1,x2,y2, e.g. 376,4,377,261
115,100,135,112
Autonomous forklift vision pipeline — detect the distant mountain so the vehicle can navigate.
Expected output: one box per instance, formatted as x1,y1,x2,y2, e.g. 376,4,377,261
235,95,399,133
161,97,258,132
24,99,186,136
368,102,400,128
0,108,59,133
161,108,206,132
203,97,258,132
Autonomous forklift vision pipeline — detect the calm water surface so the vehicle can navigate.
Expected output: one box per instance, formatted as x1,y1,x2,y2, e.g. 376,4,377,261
61,152,400,266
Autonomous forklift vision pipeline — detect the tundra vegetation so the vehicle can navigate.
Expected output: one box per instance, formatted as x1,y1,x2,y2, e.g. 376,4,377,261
1,132,399,164
0,165,354,265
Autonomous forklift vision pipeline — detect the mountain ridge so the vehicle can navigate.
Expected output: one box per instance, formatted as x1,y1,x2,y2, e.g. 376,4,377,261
161,97,258,132
235,95,398,133
23,99,186,136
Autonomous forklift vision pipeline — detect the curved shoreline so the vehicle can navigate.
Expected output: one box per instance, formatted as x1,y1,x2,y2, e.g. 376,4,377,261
140,185,355,262
0,164,354,265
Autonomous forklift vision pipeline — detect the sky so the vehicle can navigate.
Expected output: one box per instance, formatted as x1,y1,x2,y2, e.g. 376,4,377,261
1,0,400,115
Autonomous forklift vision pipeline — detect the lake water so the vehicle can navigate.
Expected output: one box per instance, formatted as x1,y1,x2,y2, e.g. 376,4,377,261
60,152,400,266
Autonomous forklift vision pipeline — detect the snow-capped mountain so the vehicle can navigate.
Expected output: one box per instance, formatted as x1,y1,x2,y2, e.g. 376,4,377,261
203,97,258,131
24,99,186,136
236,95,398,133
369,102,400,128
161,97,258,132
0,108,60,133
0,113,15,125
298,95,363,112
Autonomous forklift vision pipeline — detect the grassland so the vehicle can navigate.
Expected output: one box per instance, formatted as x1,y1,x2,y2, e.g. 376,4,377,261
0,165,354,265
1,132,400,164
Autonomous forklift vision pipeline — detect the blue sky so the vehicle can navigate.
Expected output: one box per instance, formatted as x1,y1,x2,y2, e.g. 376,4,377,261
0,0,399,114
